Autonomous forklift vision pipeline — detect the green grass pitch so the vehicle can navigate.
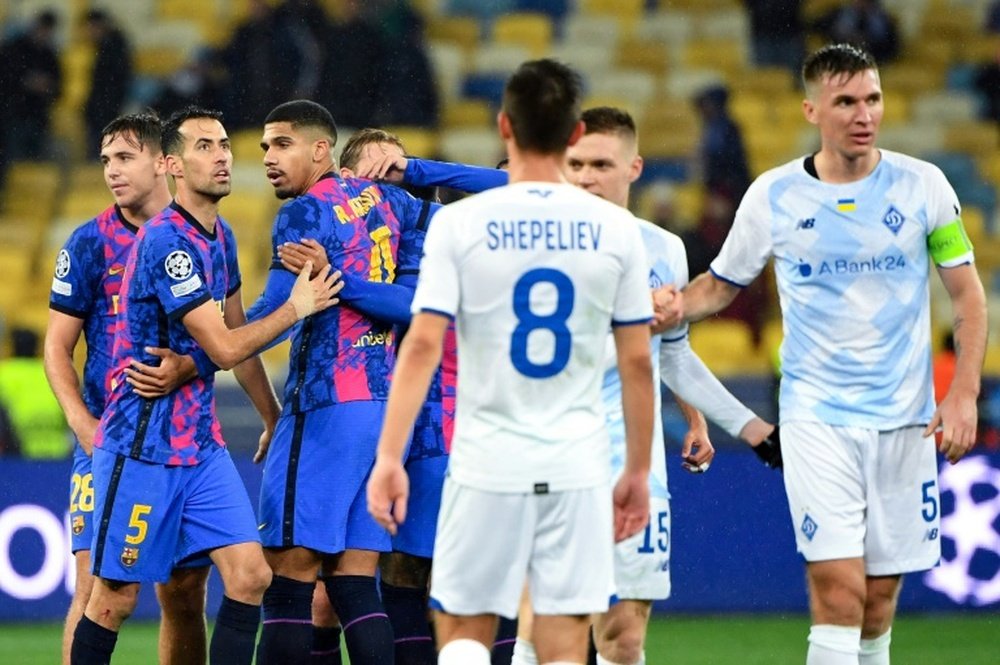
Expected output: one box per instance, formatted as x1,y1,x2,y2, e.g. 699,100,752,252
1,613,998,663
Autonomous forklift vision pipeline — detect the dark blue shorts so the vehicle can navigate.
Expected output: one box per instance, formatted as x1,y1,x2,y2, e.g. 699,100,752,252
393,455,448,558
258,402,390,555
90,445,259,583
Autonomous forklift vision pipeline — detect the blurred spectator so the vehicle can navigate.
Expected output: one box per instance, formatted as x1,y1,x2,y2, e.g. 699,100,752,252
0,328,68,459
0,399,21,456
372,0,440,127
318,0,388,130
987,1,1000,33
446,0,517,20
933,332,957,403
221,0,284,129
973,47,1000,125
153,48,228,119
274,0,329,101
813,0,899,64
84,9,132,158
744,0,805,73
694,85,752,203
0,9,62,174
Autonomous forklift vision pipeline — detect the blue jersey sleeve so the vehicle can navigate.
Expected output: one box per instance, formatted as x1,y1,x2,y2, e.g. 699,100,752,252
404,158,508,194
140,228,213,321
49,223,102,317
338,272,418,325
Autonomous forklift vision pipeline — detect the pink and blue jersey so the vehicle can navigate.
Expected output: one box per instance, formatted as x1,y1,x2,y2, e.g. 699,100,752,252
49,205,138,457
249,173,427,414
95,202,241,466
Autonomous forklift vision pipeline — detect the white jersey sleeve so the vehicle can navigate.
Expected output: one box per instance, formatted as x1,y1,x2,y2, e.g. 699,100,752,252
710,171,778,286
613,219,658,326
922,162,974,269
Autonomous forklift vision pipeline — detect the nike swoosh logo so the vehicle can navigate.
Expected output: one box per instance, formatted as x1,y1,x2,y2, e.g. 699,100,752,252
258,523,268,531
109,266,125,276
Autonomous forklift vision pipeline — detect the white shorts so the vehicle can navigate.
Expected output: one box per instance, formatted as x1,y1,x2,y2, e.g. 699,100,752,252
429,478,615,618
782,421,941,576
612,494,671,601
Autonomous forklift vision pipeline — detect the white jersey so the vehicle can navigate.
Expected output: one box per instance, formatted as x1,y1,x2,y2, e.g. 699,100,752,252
412,181,653,493
603,220,687,503
711,150,973,429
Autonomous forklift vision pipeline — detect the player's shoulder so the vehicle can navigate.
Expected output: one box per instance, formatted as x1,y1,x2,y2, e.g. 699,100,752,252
756,155,808,186
878,148,949,182
68,204,117,240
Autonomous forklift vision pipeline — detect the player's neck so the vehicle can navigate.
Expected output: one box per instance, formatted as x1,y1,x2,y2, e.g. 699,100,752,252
814,147,881,184
505,150,568,184
174,190,219,233
119,186,172,228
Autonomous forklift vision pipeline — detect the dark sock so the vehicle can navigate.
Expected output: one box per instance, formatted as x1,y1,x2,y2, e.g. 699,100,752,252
209,596,260,665
382,582,435,665
587,626,598,665
311,625,343,665
71,615,118,665
491,616,518,665
324,574,395,665
255,575,315,664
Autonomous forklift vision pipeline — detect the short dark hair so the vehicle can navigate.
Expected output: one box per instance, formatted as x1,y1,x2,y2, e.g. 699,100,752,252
802,43,878,90
502,59,583,154
339,128,405,172
161,106,224,155
264,100,338,147
101,112,163,154
581,106,637,142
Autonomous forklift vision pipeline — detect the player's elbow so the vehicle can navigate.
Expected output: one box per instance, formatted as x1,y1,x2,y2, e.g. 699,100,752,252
204,346,244,372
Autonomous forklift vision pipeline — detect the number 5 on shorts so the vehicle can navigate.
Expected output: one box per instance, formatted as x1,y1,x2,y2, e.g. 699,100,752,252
125,504,152,545
921,480,938,522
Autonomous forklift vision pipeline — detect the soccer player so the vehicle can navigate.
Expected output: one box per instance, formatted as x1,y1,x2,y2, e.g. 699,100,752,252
251,101,434,665
367,58,655,665
681,44,987,665
46,112,218,665
69,107,339,665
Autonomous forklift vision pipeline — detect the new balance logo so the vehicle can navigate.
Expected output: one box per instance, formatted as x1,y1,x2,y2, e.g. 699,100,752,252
796,218,815,230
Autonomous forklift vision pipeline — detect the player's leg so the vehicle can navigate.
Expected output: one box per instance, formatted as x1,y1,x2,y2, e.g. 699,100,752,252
532,614,591,665
258,545,324,663
63,550,95,664
381,551,436,664
858,576,901,665
324,548,395,665
591,600,652,665
805,559,866,664
155,565,209,665
436,612,498,665
311,579,343,664
208,541,273,664
511,586,536,665
72,578,141,664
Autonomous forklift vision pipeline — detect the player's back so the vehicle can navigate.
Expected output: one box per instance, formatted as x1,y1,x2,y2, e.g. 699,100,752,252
414,181,651,493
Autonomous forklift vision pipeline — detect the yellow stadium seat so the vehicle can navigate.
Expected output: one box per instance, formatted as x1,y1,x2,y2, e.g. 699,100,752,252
60,190,115,221
427,16,481,53
728,67,795,97
230,129,265,164
945,122,1000,158
920,6,978,41
443,99,493,129
134,47,189,77
959,34,1000,64
615,38,670,77
581,0,644,19
493,13,553,58
802,0,850,22
659,0,738,11
682,39,746,77
880,64,945,99
688,319,770,376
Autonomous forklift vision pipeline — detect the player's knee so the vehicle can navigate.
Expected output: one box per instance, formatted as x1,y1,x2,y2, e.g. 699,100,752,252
234,561,273,601
862,582,899,638
379,552,431,588
812,582,865,625
596,621,645,664
92,580,140,626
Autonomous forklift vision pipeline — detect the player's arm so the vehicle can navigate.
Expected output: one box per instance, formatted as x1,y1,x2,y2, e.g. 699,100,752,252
660,339,781,468
612,322,655,542
123,348,200,398
672,392,715,473
184,262,340,370
681,271,741,323
43,311,97,455
222,287,283,463
928,263,988,463
368,311,450,535
356,154,508,194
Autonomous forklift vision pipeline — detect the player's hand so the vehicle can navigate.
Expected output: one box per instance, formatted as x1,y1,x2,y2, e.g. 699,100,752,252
253,425,274,464
680,420,715,474
69,413,99,457
278,238,330,277
354,152,408,184
651,285,683,334
125,347,198,398
367,455,410,535
612,470,650,542
925,387,978,464
753,424,783,469
288,262,343,319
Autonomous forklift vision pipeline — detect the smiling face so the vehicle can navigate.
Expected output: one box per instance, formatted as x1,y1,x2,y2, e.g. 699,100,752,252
169,117,232,201
804,68,884,167
261,121,330,199
564,130,642,209
101,131,165,212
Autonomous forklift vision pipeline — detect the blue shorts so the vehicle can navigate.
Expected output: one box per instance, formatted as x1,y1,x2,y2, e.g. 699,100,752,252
259,402,390,555
69,452,94,553
90,445,259,583
393,455,448,558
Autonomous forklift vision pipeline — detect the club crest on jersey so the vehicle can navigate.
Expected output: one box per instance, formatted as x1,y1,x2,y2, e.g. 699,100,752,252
648,271,662,289
55,249,71,278
121,546,139,567
72,515,85,535
164,250,193,280
881,205,905,235
801,513,818,541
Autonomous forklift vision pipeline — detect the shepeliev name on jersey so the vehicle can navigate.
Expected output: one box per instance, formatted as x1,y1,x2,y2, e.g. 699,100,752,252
486,219,602,251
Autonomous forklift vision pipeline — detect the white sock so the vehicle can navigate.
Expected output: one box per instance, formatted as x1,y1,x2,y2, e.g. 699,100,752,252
807,624,861,665
512,637,539,665
439,638,491,665
859,629,891,665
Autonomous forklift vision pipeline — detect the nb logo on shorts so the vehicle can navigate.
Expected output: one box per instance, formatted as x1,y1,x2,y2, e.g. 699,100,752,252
925,527,939,542
801,514,819,541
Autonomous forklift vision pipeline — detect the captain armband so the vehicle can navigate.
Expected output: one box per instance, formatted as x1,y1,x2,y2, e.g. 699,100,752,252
927,219,974,264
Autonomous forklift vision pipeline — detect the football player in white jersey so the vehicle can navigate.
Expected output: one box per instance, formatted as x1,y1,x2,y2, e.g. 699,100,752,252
682,44,987,665
509,107,782,665
367,59,656,665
